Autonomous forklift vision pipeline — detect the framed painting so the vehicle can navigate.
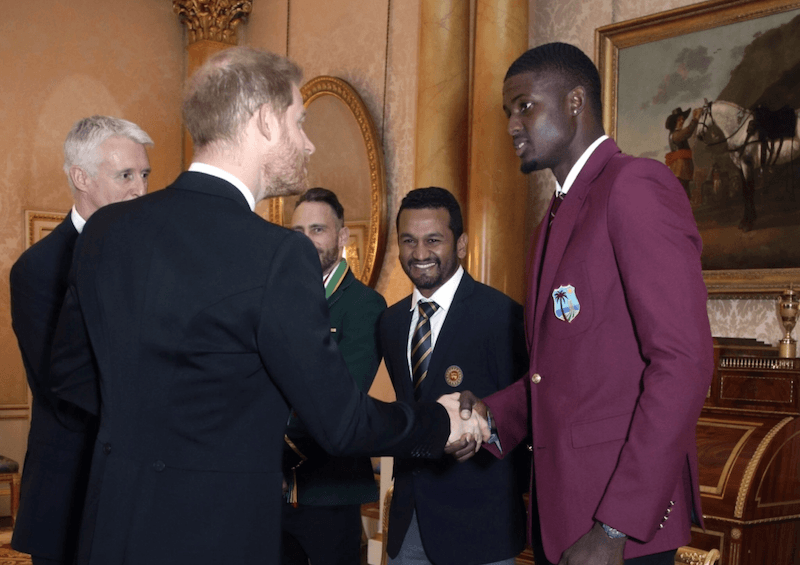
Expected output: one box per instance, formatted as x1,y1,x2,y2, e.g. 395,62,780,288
597,0,800,296
26,210,66,248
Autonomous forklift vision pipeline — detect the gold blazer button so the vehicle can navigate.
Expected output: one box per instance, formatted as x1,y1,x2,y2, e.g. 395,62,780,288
531,373,542,384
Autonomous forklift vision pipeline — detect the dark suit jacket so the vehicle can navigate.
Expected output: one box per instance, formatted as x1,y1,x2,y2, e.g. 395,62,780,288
47,172,450,565
10,215,97,561
284,267,386,505
381,272,528,565
484,139,714,562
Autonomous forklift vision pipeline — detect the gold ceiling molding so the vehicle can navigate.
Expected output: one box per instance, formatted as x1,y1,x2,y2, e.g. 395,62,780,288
173,0,252,45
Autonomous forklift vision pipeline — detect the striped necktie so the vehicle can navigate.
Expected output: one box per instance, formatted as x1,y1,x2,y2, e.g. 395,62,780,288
411,300,439,397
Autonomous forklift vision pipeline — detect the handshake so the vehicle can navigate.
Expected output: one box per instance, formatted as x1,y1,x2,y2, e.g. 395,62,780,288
436,391,489,462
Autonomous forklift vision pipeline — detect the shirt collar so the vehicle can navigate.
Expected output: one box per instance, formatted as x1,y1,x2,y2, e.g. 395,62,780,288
410,265,464,313
70,206,87,234
189,162,256,211
556,135,608,197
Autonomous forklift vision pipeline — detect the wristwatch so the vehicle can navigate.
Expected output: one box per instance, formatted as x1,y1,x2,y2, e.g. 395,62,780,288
601,523,627,539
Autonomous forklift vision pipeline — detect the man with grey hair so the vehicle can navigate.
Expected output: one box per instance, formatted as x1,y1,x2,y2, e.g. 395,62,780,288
10,115,152,565
47,47,482,565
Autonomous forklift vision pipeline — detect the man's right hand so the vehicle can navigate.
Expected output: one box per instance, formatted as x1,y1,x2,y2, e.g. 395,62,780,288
443,390,490,463
457,390,488,422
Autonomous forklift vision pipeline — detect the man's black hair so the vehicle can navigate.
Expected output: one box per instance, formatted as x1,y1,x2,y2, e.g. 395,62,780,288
505,42,602,117
396,187,463,240
296,187,345,225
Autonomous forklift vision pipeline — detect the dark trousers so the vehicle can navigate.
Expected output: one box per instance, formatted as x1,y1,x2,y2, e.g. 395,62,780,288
31,557,66,565
281,503,363,565
532,543,676,565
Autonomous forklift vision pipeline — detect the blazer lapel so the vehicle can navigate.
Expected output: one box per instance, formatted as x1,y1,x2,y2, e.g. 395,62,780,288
525,202,553,352
531,139,621,360
327,269,354,309
393,297,415,402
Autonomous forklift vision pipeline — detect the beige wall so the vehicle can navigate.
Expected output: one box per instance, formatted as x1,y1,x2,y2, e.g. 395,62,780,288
0,0,184,465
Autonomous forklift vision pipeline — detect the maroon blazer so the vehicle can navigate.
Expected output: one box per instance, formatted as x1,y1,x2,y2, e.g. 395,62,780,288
484,139,713,562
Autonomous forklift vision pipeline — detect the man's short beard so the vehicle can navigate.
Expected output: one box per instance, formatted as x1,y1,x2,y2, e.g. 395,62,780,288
520,159,538,174
318,245,340,275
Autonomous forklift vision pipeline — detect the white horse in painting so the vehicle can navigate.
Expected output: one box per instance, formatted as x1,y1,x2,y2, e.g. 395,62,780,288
696,99,800,231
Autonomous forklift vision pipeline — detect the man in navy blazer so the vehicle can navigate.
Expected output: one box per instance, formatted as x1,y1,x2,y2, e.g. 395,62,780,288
10,115,152,565
454,43,713,565
382,187,528,565
47,48,483,565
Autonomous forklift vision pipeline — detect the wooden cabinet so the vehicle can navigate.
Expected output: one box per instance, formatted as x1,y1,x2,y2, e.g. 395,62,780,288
691,338,800,565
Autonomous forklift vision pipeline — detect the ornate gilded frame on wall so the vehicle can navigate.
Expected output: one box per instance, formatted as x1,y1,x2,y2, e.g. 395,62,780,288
596,0,800,296
267,76,387,288
26,210,66,248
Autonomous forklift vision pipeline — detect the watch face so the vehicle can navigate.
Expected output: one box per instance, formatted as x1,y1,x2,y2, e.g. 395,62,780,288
602,524,626,538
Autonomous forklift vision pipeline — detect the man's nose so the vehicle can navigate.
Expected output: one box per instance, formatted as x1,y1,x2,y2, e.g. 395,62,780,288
304,132,315,155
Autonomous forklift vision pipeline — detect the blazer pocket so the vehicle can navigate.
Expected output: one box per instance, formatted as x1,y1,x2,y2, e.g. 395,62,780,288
571,412,632,449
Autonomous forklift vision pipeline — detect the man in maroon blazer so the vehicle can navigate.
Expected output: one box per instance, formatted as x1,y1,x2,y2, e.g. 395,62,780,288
452,43,713,565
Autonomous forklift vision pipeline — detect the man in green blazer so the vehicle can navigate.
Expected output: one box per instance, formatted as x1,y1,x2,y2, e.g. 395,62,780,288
282,187,387,565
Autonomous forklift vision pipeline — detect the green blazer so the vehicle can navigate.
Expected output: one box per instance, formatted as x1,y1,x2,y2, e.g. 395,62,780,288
284,266,386,505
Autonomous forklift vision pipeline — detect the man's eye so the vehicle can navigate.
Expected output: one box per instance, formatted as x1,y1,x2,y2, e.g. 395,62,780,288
520,102,532,113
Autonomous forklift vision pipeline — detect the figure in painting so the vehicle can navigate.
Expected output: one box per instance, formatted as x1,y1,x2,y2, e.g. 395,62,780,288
665,107,702,200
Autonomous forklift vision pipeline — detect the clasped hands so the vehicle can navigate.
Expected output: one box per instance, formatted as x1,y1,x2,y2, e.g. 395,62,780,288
436,390,488,460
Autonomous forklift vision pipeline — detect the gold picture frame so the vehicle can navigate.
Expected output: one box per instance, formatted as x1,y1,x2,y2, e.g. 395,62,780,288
26,210,67,248
596,0,800,296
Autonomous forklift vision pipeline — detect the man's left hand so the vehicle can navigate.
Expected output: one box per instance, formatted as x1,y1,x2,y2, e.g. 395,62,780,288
557,522,625,565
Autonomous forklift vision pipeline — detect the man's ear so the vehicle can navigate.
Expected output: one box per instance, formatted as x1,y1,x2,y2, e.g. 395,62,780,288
568,86,587,116
456,232,468,260
69,166,90,194
256,103,277,143
337,225,350,251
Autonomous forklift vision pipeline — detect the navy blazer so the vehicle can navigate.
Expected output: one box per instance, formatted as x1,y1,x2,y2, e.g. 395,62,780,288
10,216,97,561
380,272,529,565
48,172,451,565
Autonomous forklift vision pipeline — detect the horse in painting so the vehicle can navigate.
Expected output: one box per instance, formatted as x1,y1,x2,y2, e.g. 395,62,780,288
696,99,800,231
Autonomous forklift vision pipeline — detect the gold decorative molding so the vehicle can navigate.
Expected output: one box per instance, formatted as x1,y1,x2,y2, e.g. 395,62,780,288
0,404,30,420
25,210,67,248
173,0,252,45
299,76,387,288
735,416,793,518
696,418,758,497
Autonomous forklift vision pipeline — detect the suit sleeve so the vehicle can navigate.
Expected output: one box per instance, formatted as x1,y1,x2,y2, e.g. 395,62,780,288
259,233,450,460
10,257,61,399
283,284,387,469
12,235,97,428
48,238,101,417
593,160,713,541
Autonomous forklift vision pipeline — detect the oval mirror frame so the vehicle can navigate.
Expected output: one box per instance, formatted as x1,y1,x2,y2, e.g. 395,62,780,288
267,76,387,288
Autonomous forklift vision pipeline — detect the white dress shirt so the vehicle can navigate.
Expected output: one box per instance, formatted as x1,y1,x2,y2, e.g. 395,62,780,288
556,134,608,197
70,206,87,234
189,162,256,211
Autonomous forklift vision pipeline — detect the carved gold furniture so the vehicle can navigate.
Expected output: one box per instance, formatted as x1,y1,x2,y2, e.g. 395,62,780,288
676,546,721,565
689,337,800,565
0,455,20,525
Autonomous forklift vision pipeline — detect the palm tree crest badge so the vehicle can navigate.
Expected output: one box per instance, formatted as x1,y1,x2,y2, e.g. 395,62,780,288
552,284,580,323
